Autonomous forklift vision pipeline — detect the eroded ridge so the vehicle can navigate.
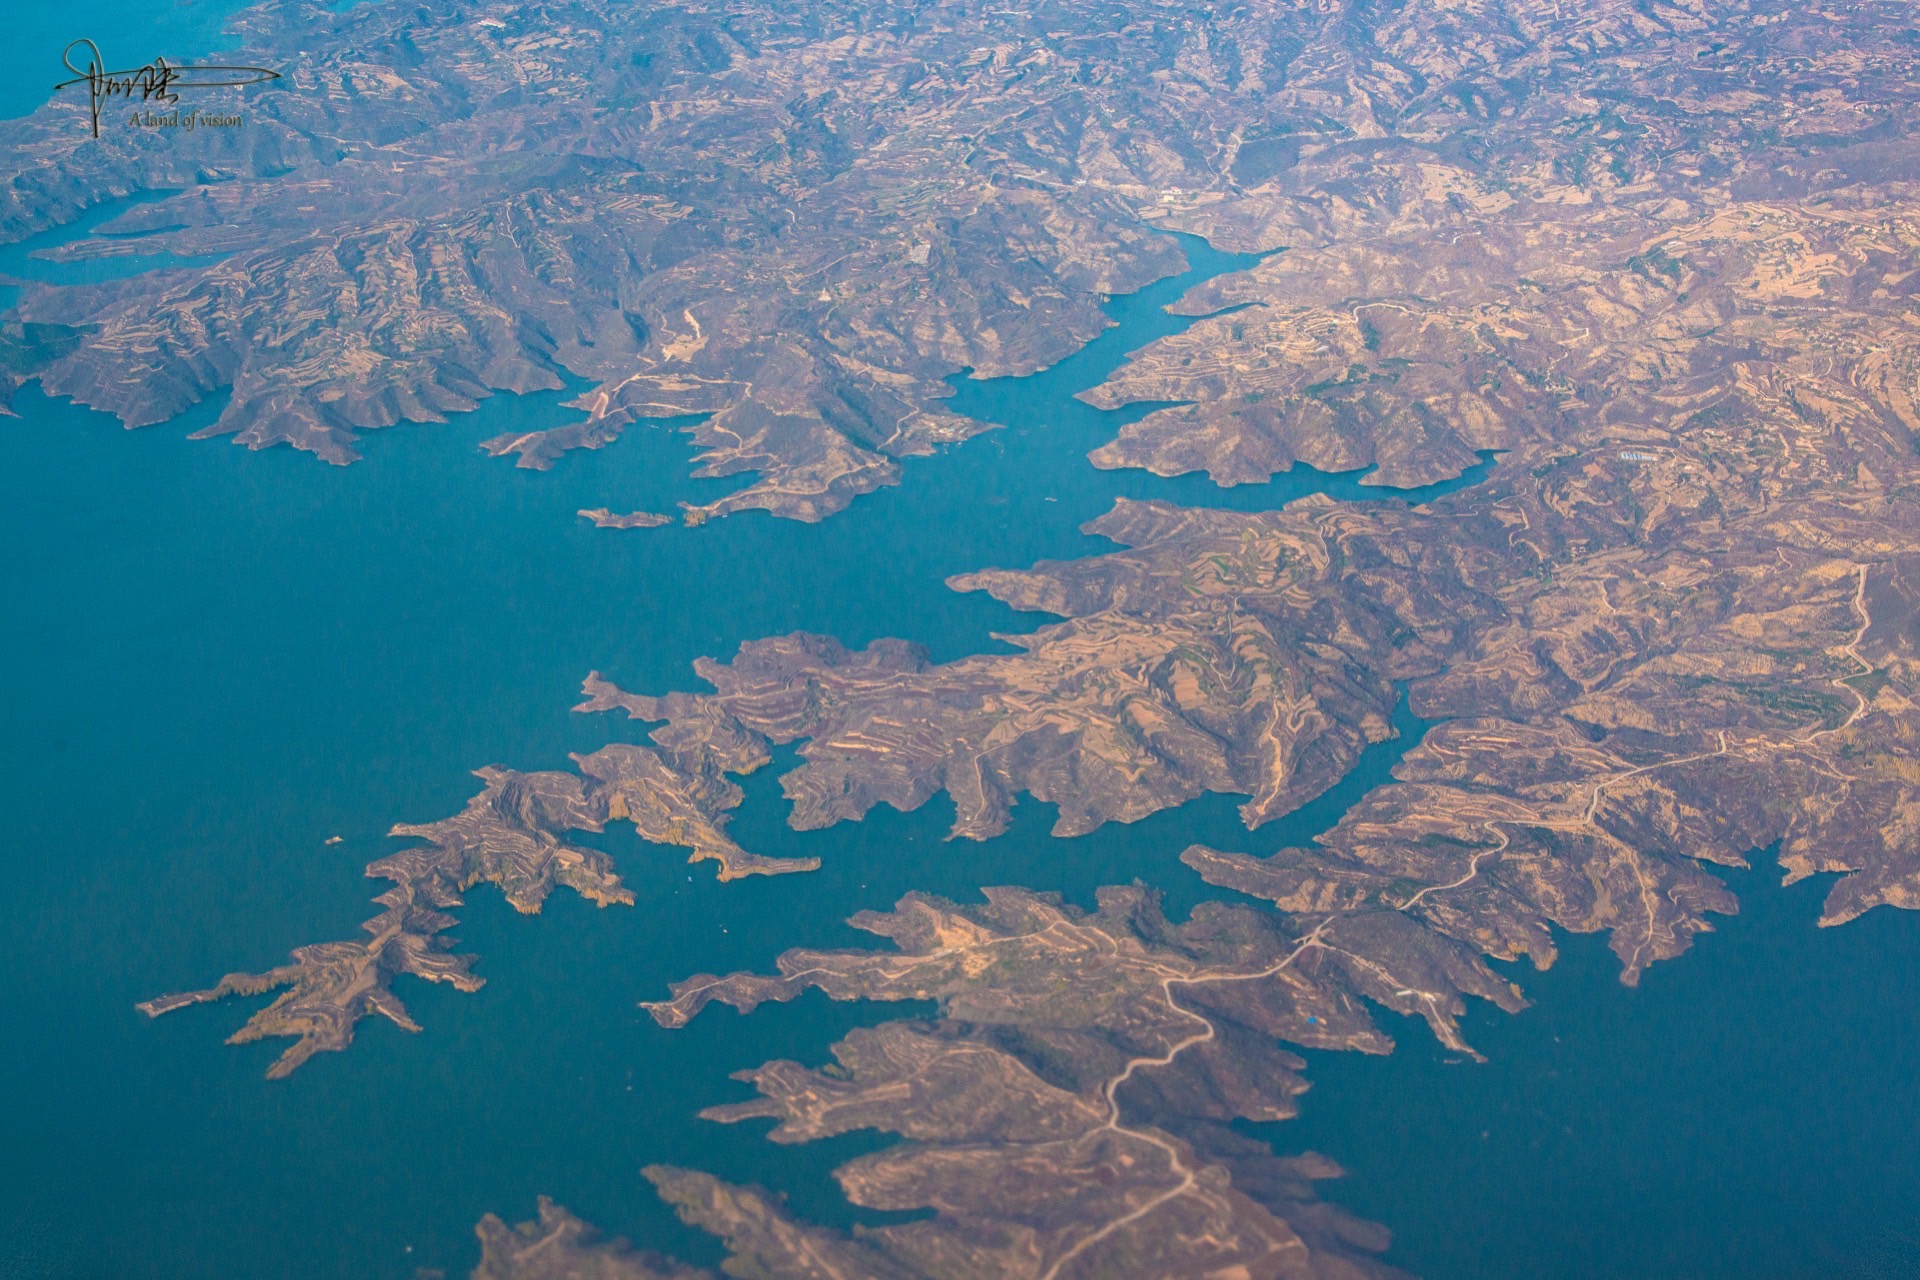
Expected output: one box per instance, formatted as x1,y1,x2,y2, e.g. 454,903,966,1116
618,885,1492,1280
592,120,1920,978
480,179,1920,1271
13,1,1910,524
2,0,1256,521
140,733,810,1077
157,318,1920,1078
1183,461,1920,981
581,514,1919,1272
1081,2,1920,494
574,499,1490,846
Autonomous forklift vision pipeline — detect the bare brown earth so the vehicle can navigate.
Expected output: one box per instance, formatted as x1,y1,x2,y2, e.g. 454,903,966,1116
12,0,1897,525
461,0,1920,1271
586,423,1920,1273
473,1198,711,1280
66,0,1920,1274
138,740,813,1078
0,0,1262,521
468,866,1537,1277
627,885,1515,1279
578,508,674,529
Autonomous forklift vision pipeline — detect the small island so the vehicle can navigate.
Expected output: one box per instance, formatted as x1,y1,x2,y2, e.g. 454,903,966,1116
577,508,672,530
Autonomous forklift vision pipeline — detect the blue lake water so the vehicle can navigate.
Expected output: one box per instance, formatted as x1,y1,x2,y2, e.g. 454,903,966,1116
4,19,1919,1279
0,192,232,307
3,1,265,122
1273,860,1920,1280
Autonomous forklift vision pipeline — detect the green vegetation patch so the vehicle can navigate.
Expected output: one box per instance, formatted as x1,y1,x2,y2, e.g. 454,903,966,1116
0,322,85,376
1843,668,1893,700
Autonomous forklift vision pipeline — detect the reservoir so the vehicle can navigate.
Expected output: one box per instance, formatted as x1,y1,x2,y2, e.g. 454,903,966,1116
4,20,1918,1278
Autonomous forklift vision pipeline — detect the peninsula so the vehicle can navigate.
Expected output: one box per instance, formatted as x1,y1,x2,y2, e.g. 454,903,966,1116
26,0,1915,1274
